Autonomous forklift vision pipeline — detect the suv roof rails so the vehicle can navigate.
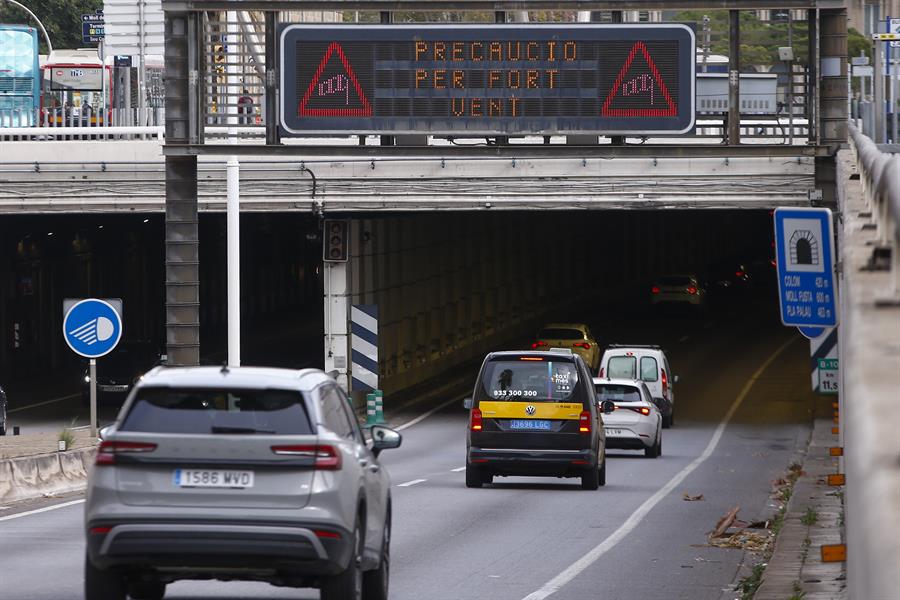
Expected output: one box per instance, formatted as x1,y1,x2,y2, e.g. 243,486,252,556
606,344,663,350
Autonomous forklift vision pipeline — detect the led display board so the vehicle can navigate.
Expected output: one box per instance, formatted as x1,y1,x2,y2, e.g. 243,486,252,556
279,24,695,136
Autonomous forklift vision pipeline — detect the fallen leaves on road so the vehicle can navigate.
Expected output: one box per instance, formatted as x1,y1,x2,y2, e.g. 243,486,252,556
683,492,705,501
707,505,773,553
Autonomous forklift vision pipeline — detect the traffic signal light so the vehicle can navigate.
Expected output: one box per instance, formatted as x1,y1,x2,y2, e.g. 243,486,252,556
323,220,349,262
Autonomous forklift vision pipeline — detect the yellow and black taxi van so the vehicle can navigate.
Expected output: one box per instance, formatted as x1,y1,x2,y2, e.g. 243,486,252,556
464,349,614,490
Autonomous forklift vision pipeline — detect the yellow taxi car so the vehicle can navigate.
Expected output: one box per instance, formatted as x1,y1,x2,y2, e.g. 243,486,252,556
530,323,601,371
464,349,613,490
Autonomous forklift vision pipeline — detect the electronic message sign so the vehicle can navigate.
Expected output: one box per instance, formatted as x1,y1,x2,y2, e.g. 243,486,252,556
279,24,695,136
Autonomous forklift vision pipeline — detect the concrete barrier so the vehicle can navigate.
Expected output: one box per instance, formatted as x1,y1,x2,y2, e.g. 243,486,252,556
0,447,96,503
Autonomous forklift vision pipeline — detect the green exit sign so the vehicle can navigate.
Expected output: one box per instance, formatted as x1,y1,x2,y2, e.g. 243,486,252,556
818,358,839,370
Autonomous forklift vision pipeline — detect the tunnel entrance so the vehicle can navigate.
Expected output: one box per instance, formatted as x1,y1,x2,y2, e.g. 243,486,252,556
334,209,778,396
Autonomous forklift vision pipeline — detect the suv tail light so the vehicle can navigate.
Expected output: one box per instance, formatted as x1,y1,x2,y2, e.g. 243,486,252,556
271,444,343,470
531,341,548,349
661,369,668,397
687,286,697,295
626,406,652,416
95,440,158,465
579,411,591,435
598,367,604,377
573,342,591,350
470,408,483,431
651,286,660,294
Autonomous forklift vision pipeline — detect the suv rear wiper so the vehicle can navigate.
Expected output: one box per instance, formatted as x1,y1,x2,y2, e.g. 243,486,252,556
211,426,276,434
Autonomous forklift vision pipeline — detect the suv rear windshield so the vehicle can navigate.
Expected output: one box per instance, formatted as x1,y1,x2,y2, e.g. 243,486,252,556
479,359,579,402
120,387,313,435
595,384,642,404
606,355,636,379
537,328,583,340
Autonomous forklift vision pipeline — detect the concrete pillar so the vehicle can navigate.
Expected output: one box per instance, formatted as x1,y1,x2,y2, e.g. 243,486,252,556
819,9,848,146
163,9,200,366
165,157,200,366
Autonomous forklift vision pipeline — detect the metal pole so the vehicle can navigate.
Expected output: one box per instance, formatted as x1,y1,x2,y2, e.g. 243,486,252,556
89,359,97,438
874,39,885,143
0,0,53,53
611,10,625,146
227,9,241,367
893,60,898,143
138,0,146,113
789,58,794,145
99,40,106,125
728,10,741,144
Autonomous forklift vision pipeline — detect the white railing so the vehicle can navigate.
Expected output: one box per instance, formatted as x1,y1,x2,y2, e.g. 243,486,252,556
0,107,164,141
848,123,900,298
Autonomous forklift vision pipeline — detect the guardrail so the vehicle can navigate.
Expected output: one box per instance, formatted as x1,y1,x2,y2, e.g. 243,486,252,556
847,123,900,300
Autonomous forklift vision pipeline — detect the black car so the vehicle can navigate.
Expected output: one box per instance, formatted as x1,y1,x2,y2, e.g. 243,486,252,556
464,349,613,490
82,342,165,406
0,385,7,436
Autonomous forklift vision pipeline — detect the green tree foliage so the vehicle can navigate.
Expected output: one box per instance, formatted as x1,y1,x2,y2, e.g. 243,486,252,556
847,28,871,61
0,0,103,53
675,10,809,70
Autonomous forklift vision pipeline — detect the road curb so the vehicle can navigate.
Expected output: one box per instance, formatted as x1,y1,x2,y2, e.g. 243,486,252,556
0,447,94,504
755,400,846,599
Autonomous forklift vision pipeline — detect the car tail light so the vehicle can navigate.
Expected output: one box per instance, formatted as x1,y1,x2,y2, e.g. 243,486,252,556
624,406,651,416
95,440,157,465
735,270,745,277
651,286,660,294
661,369,668,397
598,367,604,377
531,341,548,349
89,527,112,535
271,444,342,470
314,530,342,540
579,411,591,435
573,342,591,349
687,286,697,295
470,408,483,431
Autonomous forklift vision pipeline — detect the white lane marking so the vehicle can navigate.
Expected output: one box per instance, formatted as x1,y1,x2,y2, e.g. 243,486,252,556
0,499,85,523
396,478,427,488
451,467,467,473
395,396,462,432
520,336,797,600
8,393,80,414
678,335,690,343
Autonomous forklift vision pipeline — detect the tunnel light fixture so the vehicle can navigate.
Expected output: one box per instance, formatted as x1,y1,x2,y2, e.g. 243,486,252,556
143,218,149,223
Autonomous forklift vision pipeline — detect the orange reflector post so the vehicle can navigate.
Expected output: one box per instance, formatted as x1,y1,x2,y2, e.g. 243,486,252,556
832,402,839,410
827,474,846,486
821,544,846,562
831,427,839,435
830,447,844,457
833,416,840,424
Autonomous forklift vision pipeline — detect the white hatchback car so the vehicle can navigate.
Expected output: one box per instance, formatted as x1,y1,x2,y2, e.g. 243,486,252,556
593,378,662,458
599,345,677,428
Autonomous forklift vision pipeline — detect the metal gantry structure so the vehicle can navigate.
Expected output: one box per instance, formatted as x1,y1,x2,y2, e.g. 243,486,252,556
159,0,848,367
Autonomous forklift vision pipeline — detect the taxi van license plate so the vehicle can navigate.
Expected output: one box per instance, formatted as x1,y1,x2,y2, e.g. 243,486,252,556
174,469,254,488
509,419,552,431
605,428,624,436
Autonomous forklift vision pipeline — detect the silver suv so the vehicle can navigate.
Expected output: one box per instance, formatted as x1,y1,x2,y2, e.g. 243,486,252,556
84,366,401,600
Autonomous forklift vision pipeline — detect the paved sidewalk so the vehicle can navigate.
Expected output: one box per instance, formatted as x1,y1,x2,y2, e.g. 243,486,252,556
755,396,846,599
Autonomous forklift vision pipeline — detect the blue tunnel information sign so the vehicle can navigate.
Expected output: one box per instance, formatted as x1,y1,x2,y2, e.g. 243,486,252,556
774,208,838,328
279,24,695,136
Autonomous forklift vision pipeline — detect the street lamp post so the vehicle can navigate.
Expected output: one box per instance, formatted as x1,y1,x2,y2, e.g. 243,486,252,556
1,0,53,54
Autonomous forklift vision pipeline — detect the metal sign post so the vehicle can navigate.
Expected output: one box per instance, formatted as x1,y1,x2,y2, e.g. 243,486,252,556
62,299,123,438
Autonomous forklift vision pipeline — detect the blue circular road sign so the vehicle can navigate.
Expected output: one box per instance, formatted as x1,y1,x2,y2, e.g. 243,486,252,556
798,326,827,339
63,299,123,358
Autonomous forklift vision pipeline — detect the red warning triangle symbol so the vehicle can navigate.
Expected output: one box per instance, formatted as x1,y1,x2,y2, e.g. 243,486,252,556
601,41,677,117
299,42,373,117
